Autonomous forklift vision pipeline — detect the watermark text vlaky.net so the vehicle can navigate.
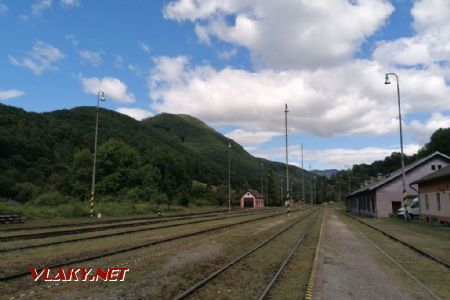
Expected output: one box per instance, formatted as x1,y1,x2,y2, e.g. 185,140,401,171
31,267,129,282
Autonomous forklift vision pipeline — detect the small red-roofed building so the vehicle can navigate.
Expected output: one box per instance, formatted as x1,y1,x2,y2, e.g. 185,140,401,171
240,189,265,208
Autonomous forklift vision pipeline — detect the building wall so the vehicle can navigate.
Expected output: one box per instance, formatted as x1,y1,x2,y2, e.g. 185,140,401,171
240,192,255,208
375,157,449,217
240,192,265,208
347,192,375,216
419,179,450,222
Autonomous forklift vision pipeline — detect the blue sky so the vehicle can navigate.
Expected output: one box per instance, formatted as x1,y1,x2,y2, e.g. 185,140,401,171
1,0,450,170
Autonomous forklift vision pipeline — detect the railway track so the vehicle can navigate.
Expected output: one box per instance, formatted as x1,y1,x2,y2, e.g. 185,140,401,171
0,207,307,282
342,211,450,269
173,208,321,300
0,208,243,233
341,210,448,300
0,209,281,253
0,208,273,242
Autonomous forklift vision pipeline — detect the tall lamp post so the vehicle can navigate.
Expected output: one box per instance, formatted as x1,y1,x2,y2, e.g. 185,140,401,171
284,104,290,205
228,142,232,212
385,73,408,221
90,91,106,218
261,163,268,206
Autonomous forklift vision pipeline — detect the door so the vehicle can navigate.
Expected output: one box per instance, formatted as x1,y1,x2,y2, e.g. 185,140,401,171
392,201,401,214
244,197,254,208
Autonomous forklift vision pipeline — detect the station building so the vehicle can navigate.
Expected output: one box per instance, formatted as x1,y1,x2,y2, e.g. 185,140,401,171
240,189,265,208
412,164,450,224
346,151,450,217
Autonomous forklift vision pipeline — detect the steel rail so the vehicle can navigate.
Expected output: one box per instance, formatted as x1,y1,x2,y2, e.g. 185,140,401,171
173,209,318,300
343,212,450,269
0,209,272,242
0,209,283,253
258,208,323,300
343,211,442,300
0,208,307,282
0,208,247,232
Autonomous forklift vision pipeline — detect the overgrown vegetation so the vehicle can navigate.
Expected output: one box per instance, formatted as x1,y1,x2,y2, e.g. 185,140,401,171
0,104,314,217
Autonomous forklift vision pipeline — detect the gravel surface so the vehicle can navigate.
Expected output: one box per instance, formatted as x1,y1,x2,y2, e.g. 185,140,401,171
314,212,414,300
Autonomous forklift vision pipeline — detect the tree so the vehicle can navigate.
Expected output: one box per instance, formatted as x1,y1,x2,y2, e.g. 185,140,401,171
419,128,450,157
69,148,92,200
96,139,141,195
151,147,192,206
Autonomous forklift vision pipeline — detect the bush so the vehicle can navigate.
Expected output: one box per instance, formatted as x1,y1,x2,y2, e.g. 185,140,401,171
33,191,66,206
13,182,39,203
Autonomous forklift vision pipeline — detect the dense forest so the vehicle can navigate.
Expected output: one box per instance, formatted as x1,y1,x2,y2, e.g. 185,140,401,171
0,104,317,212
326,128,450,201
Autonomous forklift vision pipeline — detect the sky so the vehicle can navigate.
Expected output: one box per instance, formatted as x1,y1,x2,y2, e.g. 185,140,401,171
1,0,450,170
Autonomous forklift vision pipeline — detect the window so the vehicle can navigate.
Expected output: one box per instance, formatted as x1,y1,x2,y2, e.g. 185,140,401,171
438,165,442,169
437,193,441,211
431,165,436,170
425,194,429,210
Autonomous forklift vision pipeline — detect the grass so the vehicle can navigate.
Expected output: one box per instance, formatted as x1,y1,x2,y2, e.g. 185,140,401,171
0,200,224,228
346,211,450,263
0,209,272,250
340,211,450,299
268,208,324,299
186,209,320,299
0,209,283,277
1,207,312,299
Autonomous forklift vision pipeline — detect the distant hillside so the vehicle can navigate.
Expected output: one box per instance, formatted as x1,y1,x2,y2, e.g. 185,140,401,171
0,104,318,206
312,169,338,178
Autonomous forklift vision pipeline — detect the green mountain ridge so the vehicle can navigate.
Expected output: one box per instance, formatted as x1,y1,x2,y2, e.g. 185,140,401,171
0,103,316,205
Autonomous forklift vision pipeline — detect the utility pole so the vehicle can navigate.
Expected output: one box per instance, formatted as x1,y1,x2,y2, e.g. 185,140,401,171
337,174,341,204
90,91,105,218
346,164,351,194
280,178,284,206
261,162,265,206
228,143,232,213
284,104,290,205
301,144,305,204
309,164,313,204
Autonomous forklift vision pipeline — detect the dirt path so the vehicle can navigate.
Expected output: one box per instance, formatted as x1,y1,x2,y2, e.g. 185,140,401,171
313,211,413,300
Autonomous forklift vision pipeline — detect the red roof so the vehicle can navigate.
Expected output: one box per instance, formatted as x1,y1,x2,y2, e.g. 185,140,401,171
247,189,264,199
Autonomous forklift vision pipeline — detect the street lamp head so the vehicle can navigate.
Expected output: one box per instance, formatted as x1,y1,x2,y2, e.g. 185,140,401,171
98,91,106,101
384,74,391,85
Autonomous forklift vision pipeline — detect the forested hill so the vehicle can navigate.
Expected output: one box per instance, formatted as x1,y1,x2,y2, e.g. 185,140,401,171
0,104,312,206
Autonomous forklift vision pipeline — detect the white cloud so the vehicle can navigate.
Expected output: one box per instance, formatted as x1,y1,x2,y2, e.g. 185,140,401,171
116,107,153,120
65,34,79,46
61,0,80,7
0,3,8,14
139,42,151,53
150,56,189,85
373,0,450,71
164,0,394,69
149,56,450,137
226,129,280,146
32,0,52,15
218,48,237,60
9,41,65,75
0,89,25,101
254,144,421,169
408,113,450,142
79,50,103,67
81,76,135,103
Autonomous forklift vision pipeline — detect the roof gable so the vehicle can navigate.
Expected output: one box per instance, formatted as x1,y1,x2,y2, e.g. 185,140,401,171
348,151,450,196
247,189,263,199
413,164,450,184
